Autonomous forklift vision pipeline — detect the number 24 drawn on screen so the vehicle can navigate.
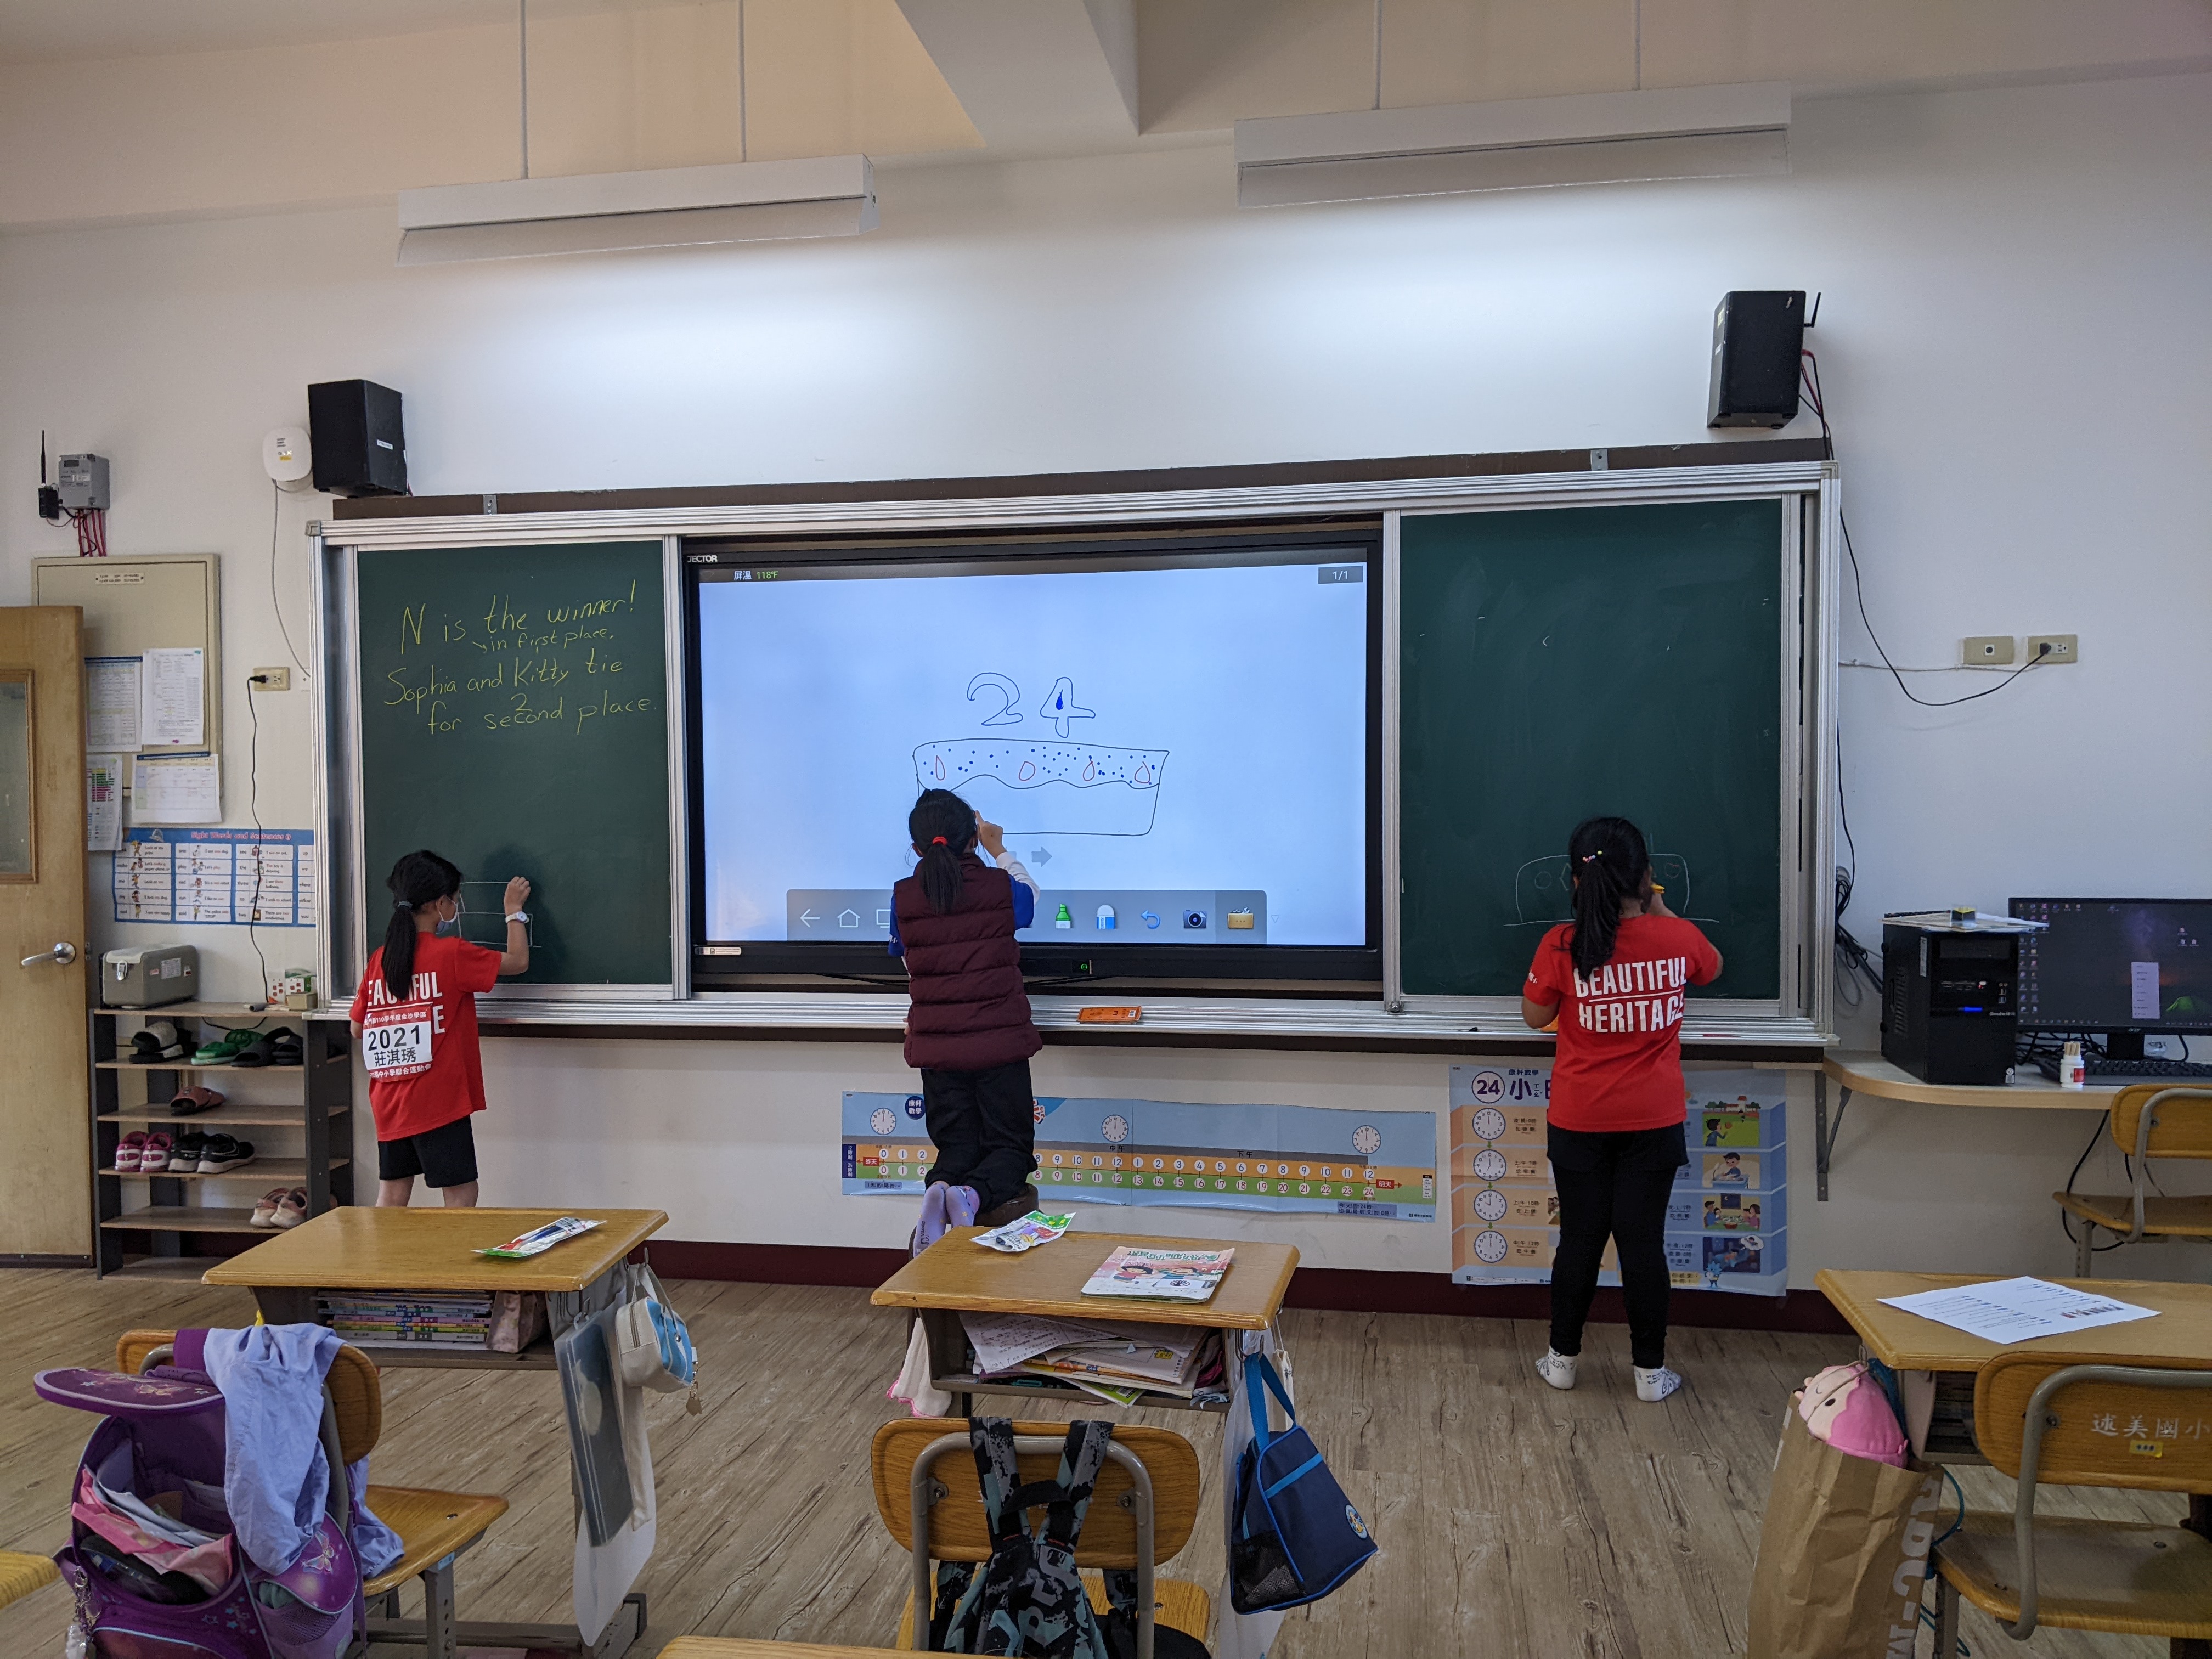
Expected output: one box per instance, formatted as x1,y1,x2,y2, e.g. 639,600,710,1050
915,672,1169,839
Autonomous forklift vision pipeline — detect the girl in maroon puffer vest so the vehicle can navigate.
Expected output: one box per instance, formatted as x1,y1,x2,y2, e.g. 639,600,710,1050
890,788,1044,1253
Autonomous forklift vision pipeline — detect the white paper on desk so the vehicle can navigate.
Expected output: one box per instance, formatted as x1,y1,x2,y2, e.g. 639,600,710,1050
86,657,141,751
140,647,204,748
1879,1276,2159,1345
131,753,220,823
86,755,124,851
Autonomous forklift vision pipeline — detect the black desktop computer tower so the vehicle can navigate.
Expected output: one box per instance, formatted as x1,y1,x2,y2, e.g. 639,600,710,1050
1881,923,2018,1085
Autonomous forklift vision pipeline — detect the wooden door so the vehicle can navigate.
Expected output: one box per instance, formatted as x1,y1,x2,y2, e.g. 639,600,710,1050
0,606,91,1259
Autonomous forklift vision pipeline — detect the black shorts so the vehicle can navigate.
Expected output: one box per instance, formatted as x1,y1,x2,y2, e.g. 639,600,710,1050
377,1115,479,1188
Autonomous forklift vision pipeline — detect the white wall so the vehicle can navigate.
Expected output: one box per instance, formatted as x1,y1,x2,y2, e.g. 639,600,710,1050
4,71,2207,1280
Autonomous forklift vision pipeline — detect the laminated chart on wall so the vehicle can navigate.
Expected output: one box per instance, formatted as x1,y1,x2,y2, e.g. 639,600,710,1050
113,828,318,926
1449,1064,1787,1296
843,1092,1436,1220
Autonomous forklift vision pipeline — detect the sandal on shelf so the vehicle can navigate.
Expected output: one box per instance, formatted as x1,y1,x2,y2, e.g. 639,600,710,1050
266,1029,303,1068
169,1086,225,1118
113,1131,149,1173
190,1028,258,1066
128,1022,187,1064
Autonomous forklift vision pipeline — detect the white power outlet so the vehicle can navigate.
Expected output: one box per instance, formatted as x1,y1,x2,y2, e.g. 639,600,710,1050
250,667,293,692
1962,636,2015,665
2026,634,2079,665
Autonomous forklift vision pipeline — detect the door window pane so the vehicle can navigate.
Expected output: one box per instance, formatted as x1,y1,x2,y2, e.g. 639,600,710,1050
0,674,30,879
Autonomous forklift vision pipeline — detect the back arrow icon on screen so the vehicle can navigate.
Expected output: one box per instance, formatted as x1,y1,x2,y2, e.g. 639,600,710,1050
799,909,820,927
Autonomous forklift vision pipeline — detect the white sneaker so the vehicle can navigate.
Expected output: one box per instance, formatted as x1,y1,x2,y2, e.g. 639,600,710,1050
1635,1364,1683,1402
1536,1349,1578,1391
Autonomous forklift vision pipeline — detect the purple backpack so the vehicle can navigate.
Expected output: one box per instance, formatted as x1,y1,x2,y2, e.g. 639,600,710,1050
37,1340,364,1659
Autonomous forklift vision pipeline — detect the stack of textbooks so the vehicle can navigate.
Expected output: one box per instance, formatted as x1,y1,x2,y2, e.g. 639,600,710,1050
961,1311,1227,1407
319,1291,493,1350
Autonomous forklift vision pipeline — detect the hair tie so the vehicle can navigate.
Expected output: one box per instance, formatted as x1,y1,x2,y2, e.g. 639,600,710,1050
1579,851,1603,864
931,836,949,847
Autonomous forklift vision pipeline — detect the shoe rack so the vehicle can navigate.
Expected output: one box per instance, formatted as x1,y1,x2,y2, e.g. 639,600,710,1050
88,1005,355,1278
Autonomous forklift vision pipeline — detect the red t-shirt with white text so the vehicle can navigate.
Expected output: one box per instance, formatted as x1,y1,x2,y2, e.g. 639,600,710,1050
349,934,503,1140
1526,916,1723,1132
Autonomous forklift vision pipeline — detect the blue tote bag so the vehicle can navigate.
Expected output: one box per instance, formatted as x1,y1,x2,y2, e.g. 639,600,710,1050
1228,1351,1376,1613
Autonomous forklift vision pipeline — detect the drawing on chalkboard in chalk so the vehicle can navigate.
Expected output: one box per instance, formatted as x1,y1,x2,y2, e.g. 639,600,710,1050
916,673,1166,837
1511,851,1708,925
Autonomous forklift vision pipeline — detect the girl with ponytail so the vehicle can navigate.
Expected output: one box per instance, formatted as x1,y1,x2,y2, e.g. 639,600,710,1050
890,788,1044,1254
348,850,533,1209
1521,815,1722,1404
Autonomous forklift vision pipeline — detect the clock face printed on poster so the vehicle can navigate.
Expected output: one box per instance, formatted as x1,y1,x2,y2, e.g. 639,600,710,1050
1472,1188,1508,1223
870,1108,898,1137
1471,1107,1506,1142
1101,1114,1131,1143
1472,1148,1508,1182
1474,1230,1509,1263
1352,1125,1382,1156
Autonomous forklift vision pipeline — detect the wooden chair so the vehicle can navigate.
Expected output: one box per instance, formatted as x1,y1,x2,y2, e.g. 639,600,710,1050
119,1329,508,1659
1931,1349,2212,1646
870,1418,1211,1657
658,1643,907,1657
2056,1085,2212,1275
0,1551,60,1610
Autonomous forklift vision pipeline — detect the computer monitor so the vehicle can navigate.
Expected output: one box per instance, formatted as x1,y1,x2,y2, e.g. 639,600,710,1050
2010,897,2212,1053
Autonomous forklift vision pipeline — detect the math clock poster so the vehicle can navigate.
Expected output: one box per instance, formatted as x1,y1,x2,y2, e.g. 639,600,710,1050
1450,1064,1787,1296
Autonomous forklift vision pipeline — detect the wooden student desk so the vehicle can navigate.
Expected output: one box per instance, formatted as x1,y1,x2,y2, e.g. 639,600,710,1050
873,1228,1299,1415
1819,1268,2212,1465
206,1206,668,1657
1814,1050,2118,1200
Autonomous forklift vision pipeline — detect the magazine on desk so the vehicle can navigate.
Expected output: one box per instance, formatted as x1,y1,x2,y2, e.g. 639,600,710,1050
1080,1245,1235,1303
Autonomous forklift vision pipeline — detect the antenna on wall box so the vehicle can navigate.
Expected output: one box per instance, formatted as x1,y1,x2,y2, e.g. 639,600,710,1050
37,430,60,522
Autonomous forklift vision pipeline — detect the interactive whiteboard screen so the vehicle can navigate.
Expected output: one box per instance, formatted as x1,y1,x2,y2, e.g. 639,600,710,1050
695,548,1370,951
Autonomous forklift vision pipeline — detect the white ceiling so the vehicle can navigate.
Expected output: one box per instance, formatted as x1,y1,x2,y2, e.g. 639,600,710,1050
0,0,696,64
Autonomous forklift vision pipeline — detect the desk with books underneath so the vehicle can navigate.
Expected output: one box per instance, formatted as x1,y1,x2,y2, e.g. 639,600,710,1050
872,1229,1299,1415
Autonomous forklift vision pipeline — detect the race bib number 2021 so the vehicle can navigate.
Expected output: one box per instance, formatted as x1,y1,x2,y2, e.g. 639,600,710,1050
362,1003,436,1080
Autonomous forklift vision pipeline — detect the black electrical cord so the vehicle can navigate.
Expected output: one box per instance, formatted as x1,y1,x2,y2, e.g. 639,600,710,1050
1804,346,2051,712
2058,1109,2128,1252
268,480,310,678
1832,727,1882,1005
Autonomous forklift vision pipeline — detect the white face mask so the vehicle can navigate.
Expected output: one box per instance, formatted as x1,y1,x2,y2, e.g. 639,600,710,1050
433,895,464,938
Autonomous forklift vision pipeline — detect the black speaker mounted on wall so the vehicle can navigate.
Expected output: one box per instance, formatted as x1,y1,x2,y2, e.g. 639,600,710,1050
307,379,408,497
1707,291,1807,429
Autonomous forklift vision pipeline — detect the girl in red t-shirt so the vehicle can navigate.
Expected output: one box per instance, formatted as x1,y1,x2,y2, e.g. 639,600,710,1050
348,850,532,1207
1521,816,1722,1403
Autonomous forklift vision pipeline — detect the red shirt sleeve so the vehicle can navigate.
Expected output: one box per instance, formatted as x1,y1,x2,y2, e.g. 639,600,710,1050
1525,927,1570,1004
1684,924,1723,985
459,942,504,994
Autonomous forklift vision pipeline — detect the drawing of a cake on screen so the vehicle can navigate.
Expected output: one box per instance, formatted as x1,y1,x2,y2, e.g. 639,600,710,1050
915,739,1169,837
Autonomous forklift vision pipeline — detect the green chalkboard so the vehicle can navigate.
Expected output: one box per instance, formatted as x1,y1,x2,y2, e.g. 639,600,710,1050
1400,501,1783,998
356,541,670,985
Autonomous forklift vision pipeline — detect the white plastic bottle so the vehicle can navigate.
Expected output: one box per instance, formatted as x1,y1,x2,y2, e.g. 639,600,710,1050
2059,1040,2086,1088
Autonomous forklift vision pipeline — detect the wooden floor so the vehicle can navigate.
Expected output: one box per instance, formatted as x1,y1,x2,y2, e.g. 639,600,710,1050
0,1268,2181,1656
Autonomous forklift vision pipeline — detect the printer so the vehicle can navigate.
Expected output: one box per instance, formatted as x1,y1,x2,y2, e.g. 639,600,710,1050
101,945,199,1009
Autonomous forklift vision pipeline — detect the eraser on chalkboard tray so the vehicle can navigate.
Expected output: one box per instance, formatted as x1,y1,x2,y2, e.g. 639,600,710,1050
1077,1006,1143,1025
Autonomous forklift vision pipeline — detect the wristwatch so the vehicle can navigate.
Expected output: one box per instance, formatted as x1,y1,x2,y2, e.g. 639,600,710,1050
506,911,530,924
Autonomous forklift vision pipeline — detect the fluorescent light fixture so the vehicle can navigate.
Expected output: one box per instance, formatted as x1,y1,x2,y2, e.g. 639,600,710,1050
1235,82,1789,208
396,156,878,264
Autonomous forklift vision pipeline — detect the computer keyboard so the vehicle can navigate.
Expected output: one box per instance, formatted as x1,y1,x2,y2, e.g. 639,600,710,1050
2034,1055,2212,1082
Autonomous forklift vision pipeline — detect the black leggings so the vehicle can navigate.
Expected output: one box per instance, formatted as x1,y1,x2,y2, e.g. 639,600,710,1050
921,1058,1036,1215
1547,1122,1686,1370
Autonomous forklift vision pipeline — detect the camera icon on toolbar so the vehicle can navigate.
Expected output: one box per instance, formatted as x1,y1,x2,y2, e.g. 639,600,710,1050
1182,910,1207,930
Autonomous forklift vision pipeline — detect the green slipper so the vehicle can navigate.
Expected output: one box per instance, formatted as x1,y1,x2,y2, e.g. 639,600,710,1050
190,1028,261,1066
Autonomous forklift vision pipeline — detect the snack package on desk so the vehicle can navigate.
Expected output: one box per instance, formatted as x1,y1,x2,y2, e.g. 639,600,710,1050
971,1211,1074,1253
475,1216,605,1259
